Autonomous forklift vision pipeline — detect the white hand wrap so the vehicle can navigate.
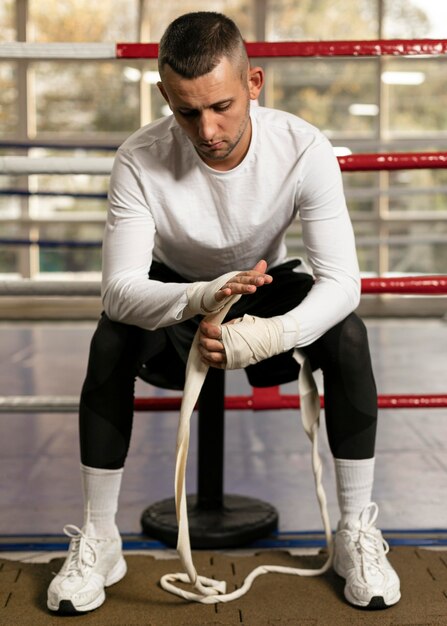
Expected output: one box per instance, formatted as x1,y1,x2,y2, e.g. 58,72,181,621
185,271,241,316
221,315,284,370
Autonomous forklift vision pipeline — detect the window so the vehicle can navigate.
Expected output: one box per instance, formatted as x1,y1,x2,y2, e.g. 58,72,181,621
1,0,446,291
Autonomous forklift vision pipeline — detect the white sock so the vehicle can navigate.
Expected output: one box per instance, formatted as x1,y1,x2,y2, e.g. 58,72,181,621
334,457,375,527
81,463,123,538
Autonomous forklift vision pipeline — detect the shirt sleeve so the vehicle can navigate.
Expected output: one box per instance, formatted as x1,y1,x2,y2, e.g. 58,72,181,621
280,137,361,348
101,148,189,330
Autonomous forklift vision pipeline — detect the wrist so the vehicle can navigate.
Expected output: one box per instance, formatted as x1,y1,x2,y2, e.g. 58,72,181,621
185,271,240,316
276,313,300,350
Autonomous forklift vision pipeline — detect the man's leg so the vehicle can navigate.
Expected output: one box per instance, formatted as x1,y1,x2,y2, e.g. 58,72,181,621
79,313,168,470
303,312,377,518
235,263,400,609
303,315,400,609
48,313,189,615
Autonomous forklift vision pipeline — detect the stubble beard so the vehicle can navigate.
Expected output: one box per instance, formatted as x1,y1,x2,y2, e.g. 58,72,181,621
197,101,251,163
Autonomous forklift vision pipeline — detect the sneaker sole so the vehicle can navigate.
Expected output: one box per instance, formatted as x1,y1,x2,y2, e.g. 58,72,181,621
48,556,127,615
335,567,401,610
344,587,401,610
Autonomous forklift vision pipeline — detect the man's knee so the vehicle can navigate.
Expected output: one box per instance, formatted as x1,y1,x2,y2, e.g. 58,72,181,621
90,314,134,360
84,314,155,388
338,313,370,361
335,316,377,411
310,313,372,375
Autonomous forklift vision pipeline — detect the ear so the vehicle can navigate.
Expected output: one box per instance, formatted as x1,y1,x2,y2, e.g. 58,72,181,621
247,66,264,100
157,81,170,105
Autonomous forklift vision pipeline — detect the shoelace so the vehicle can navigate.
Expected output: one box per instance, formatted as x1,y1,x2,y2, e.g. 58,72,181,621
160,295,333,603
62,524,97,578
354,503,390,581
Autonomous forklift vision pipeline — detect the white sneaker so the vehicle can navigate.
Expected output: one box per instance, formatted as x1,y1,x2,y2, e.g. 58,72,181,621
47,524,127,614
333,502,401,609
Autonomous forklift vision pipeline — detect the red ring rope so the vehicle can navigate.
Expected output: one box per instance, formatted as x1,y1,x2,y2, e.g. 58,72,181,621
361,276,447,295
339,152,447,171
133,393,447,412
117,39,447,59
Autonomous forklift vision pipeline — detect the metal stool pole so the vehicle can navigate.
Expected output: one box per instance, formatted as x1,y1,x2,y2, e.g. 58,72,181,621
141,369,278,548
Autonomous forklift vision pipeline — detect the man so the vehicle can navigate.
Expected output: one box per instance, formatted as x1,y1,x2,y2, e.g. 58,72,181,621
47,11,400,615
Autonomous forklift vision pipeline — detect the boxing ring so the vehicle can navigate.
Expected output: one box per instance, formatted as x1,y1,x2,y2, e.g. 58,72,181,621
0,37,446,549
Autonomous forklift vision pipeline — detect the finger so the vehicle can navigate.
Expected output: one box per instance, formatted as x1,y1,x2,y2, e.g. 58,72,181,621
214,283,254,302
199,337,224,352
216,275,270,299
200,321,223,339
198,344,226,365
228,273,269,286
214,263,273,302
203,359,225,370
253,259,267,274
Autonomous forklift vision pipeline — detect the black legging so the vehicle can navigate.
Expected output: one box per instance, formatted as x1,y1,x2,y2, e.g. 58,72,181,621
79,261,377,469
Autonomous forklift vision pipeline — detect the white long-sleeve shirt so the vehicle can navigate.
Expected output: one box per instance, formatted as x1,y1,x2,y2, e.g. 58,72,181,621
102,105,360,348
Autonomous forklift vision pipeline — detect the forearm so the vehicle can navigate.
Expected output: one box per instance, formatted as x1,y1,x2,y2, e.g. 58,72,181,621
102,217,269,329
101,209,192,329
102,275,190,330
279,273,360,349
103,271,241,331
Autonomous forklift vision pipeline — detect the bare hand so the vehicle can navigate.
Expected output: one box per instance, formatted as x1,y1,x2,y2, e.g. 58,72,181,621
214,259,272,303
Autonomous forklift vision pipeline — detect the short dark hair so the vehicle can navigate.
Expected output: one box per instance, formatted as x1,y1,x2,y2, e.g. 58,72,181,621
158,12,248,79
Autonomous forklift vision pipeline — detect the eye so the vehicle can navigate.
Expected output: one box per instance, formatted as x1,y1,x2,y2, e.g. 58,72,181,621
214,101,232,112
178,109,199,117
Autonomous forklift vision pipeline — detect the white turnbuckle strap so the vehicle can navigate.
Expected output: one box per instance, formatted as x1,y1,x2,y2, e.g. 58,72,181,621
160,296,333,603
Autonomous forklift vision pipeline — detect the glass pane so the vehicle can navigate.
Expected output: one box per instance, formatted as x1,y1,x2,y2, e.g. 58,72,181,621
388,169,447,213
266,0,379,40
343,171,379,215
32,62,140,135
0,0,15,41
266,59,379,139
383,0,447,38
383,58,447,138
141,1,255,41
29,0,139,42
0,224,22,274
0,195,22,220
0,168,23,220
121,59,167,124
388,222,447,274
28,0,254,43
346,196,376,215
38,223,103,273
0,63,18,135
27,149,109,219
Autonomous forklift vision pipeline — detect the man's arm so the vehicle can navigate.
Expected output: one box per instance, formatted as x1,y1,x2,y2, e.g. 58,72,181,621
102,150,273,330
101,148,188,330
199,138,360,367
282,136,360,347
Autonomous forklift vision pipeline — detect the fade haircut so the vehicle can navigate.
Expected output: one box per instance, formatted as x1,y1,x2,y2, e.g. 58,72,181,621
158,12,249,80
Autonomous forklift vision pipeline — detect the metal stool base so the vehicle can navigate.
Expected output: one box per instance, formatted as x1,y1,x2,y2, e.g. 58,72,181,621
141,493,278,549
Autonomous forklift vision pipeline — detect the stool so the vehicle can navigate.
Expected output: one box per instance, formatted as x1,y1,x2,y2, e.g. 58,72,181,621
140,367,279,549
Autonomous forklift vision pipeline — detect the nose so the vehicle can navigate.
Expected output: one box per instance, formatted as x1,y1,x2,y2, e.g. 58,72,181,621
198,110,217,142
